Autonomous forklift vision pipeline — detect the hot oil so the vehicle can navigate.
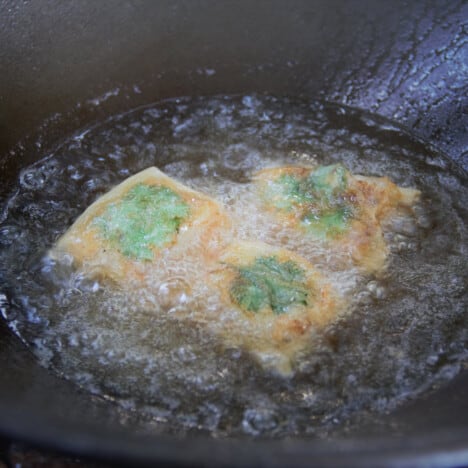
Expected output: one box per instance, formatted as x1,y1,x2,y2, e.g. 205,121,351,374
0,95,466,438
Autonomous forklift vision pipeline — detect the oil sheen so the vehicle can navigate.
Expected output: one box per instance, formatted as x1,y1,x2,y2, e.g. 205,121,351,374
0,95,466,438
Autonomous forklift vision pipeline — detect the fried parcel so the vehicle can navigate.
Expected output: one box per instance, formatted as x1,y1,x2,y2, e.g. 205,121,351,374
50,167,230,287
208,241,343,375
254,164,420,273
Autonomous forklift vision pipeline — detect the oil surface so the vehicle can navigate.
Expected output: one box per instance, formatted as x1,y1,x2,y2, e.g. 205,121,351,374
0,95,466,438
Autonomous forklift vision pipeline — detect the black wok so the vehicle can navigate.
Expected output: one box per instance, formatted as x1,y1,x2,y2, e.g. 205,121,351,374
0,0,467,466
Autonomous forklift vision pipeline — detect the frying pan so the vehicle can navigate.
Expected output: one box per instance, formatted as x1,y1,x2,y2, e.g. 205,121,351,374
0,0,467,466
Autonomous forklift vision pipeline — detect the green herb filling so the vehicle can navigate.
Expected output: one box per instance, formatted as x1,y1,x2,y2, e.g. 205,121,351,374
93,183,190,260
230,256,311,314
266,164,353,238
301,206,353,239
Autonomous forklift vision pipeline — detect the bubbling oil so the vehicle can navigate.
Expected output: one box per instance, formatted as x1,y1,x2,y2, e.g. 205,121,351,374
0,95,466,438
